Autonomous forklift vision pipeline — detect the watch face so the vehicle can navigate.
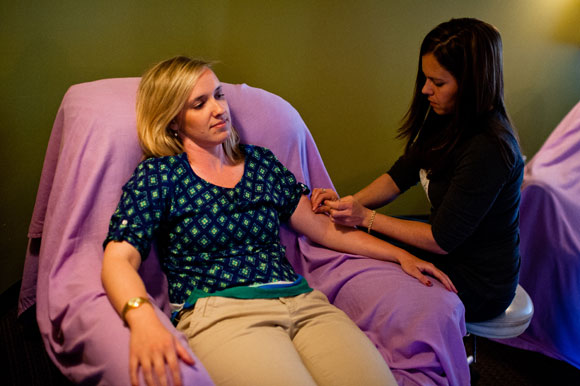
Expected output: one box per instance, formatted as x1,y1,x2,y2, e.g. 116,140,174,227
122,297,149,323
129,298,143,307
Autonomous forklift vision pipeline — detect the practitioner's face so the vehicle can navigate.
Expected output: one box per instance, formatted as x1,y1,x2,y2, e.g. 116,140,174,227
421,53,458,115
173,68,232,149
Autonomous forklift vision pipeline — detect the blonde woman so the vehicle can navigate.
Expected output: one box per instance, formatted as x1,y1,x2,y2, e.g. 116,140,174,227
101,56,455,386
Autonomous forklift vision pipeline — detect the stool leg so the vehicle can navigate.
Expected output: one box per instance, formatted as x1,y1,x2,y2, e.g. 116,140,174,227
467,335,477,365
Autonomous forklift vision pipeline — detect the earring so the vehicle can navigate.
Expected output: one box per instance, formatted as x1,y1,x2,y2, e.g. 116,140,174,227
173,131,178,138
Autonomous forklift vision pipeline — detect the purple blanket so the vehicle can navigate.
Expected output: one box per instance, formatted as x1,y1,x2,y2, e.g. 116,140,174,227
18,78,468,385
500,101,580,370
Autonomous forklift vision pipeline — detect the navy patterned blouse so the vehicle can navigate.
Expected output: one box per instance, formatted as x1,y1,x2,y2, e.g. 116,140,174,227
105,145,311,314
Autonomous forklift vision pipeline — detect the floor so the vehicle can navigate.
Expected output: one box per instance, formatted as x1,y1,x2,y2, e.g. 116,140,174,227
2,281,580,385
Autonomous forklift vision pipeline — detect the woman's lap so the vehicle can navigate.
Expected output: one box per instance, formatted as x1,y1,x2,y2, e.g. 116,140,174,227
176,290,396,386
378,219,513,321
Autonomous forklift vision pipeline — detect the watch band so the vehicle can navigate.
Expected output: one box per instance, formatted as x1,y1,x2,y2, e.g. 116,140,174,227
121,297,150,323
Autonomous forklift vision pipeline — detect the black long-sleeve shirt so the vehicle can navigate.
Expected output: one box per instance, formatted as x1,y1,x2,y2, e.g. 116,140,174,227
388,126,524,321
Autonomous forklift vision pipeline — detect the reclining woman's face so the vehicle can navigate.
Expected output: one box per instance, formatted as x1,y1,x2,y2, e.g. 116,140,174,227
420,53,458,116
172,68,232,149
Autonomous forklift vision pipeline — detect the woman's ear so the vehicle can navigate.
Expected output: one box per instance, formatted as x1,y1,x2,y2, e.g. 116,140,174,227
169,119,179,135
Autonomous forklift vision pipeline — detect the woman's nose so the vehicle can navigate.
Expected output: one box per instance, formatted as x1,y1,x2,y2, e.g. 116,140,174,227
212,98,226,115
422,80,433,96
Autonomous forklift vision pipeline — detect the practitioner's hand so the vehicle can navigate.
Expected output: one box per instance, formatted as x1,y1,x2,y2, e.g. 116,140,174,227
324,195,371,228
127,306,195,386
311,188,339,213
398,253,457,293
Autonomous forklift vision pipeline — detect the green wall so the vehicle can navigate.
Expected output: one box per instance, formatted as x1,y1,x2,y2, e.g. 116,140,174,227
1,0,579,294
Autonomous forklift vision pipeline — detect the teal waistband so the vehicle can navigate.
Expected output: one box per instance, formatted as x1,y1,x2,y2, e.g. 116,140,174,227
172,276,312,323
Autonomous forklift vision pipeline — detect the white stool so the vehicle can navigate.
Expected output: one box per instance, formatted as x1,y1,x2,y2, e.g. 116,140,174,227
465,284,534,364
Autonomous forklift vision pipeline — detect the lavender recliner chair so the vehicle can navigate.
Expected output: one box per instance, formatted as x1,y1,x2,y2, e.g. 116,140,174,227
18,78,469,385
500,100,580,370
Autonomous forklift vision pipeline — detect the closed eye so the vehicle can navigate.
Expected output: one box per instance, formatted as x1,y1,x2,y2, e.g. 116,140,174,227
190,96,207,110
427,77,445,87
189,86,224,109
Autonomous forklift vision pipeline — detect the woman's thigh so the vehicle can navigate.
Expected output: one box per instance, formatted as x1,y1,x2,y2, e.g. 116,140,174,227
176,296,317,386
290,290,397,386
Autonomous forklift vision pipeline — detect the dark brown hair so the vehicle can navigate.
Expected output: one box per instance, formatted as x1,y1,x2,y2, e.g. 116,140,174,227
399,18,517,172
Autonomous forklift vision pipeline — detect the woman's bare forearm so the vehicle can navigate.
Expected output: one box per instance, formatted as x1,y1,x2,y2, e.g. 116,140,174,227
290,195,456,291
101,241,154,323
353,173,401,209
101,241,195,385
293,196,408,264
363,213,447,255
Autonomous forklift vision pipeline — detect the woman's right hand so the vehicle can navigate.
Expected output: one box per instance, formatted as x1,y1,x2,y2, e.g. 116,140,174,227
397,252,457,293
311,187,339,213
127,306,195,386
101,242,194,386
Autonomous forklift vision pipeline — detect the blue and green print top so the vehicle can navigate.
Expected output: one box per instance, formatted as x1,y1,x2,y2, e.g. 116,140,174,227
104,145,312,319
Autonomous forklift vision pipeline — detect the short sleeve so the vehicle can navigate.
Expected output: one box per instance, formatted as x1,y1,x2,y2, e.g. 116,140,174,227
260,147,310,222
103,159,169,259
387,153,421,193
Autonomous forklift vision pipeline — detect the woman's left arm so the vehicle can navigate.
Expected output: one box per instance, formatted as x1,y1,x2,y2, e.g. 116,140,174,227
325,196,447,254
289,195,456,292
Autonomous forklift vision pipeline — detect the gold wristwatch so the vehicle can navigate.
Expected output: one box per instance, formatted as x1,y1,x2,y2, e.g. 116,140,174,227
121,297,150,323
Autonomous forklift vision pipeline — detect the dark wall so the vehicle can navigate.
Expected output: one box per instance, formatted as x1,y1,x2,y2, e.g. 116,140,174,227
1,0,579,294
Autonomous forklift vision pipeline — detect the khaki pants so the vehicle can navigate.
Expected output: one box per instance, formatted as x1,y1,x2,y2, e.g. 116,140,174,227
176,290,396,386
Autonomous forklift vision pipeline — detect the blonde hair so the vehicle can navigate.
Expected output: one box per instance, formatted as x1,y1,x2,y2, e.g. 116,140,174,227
136,56,243,162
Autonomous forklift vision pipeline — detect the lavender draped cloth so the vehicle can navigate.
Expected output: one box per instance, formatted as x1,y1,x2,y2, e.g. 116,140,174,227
18,78,468,385
500,101,580,370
